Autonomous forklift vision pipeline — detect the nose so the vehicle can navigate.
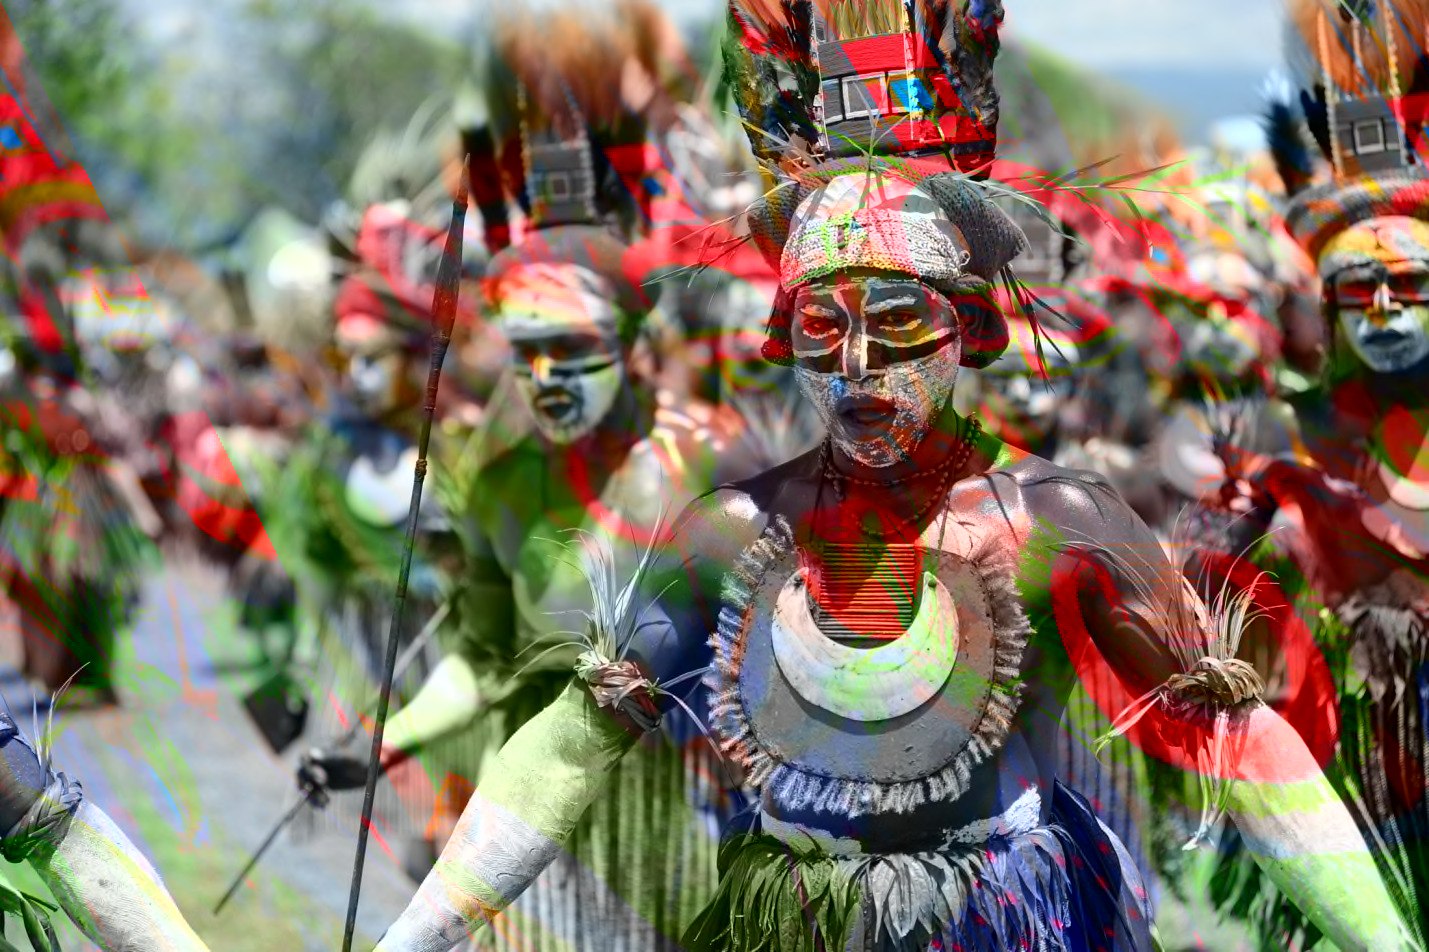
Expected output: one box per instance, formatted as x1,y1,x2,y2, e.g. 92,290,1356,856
1369,282,1402,321
531,354,554,386
840,325,870,380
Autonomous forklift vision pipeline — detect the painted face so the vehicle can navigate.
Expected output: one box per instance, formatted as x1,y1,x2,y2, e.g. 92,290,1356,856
335,314,410,414
717,278,786,398
1323,217,1429,375
790,271,962,468
496,264,629,445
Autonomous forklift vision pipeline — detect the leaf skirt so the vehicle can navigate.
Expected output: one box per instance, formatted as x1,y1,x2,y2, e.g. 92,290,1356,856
683,781,1155,952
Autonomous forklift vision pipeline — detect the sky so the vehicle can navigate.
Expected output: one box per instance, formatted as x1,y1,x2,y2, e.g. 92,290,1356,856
143,0,1285,74
356,0,1286,72
133,0,1287,141
363,0,1289,137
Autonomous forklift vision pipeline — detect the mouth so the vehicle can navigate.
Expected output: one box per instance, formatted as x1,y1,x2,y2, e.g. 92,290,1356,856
533,388,580,421
835,394,897,436
1363,329,1411,349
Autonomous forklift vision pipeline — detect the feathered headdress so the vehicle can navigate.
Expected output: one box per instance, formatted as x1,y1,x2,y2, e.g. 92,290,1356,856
725,0,1004,167
1270,0,1429,261
474,4,654,248
722,0,1048,369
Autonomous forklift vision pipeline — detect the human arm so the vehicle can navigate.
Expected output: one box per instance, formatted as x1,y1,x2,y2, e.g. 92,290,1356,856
30,802,210,952
1024,468,1419,952
373,490,753,951
0,713,208,951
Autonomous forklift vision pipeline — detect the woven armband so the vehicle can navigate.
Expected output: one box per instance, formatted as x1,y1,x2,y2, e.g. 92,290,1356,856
0,714,83,863
1098,656,1265,848
575,653,662,735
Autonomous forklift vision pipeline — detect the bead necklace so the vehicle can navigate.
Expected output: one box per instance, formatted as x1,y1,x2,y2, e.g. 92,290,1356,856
819,415,982,535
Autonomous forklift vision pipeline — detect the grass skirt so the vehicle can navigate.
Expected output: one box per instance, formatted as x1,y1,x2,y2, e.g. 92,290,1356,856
683,781,1154,952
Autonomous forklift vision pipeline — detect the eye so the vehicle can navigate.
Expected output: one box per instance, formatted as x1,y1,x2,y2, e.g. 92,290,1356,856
1334,282,1379,306
1390,272,1429,301
873,310,922,332
799,313,839,338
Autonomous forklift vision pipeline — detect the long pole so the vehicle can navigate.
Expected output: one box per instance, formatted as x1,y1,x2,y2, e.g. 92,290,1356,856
340,160,469,952
213,793,312,914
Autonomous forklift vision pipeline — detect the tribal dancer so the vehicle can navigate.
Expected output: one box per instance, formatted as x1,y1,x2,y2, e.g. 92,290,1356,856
1190,1,1429,947
302,6,746,949
369,3,1415,951
0,285,152,708
266,230,466,876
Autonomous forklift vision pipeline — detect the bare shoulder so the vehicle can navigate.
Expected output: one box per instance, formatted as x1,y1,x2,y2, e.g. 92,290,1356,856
661,449,818,579
989,451,1149,547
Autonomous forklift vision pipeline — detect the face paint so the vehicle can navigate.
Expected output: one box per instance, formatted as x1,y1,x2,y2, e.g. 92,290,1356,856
347,352,400,410
496,263,631,445
790,272,962,468
1322,217,1429,375
336,316,409,415
513,356,626,444
1338,305,1429,373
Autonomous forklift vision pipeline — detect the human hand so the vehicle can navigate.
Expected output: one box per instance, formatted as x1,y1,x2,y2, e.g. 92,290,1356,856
296,747,376,798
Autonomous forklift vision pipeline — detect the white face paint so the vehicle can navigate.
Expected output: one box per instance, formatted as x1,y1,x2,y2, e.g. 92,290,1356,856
790,273,964,468
497,263,632,446
347,353,399,409
512,358,626,444
1323,218,1429,375
1338,305,1429,373
336,315,408,415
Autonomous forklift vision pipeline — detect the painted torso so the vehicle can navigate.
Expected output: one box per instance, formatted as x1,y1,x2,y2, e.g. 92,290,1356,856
1268,387,1429,593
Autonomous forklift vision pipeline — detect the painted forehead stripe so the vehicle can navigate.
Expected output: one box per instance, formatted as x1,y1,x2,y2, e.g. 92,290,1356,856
496,262,623,335
1319,216,1429,280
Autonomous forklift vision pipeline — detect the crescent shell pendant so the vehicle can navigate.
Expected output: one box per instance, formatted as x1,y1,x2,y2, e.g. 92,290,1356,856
770,569,960,722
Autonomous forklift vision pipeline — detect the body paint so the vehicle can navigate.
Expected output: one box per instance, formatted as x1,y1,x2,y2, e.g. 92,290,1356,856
513,358,626,444
1322,216,1429,374
790,273,964,468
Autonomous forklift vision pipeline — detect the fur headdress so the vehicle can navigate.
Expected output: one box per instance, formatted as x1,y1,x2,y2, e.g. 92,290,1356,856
1270,0,1429,262
470,2,677,324
723,0,1042,369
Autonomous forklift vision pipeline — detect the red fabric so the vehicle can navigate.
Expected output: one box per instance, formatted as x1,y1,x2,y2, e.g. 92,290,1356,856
1052,548,1337,780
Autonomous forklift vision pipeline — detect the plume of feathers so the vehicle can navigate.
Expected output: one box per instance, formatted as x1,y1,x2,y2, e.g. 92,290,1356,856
1262,75,1318,196
723,0,821,165
346,98,456,219
1285,0,1429,100
477,2,656,236
725,0,1004,169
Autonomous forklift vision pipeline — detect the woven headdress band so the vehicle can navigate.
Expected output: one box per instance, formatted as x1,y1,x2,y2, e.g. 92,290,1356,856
780,175,972,288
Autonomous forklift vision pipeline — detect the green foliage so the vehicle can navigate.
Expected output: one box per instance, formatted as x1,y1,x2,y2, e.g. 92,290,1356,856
0,866,61,952
1014,44,1164,159
236,0,468,224
7,0,199,223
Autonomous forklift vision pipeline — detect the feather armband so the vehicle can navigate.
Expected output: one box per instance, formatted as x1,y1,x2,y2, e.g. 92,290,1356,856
575,653,662,735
